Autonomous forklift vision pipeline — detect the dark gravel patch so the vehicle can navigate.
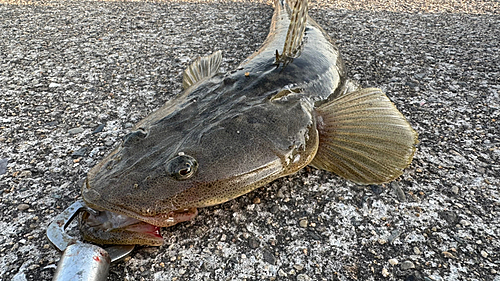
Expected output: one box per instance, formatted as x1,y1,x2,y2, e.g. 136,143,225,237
1,1,499,280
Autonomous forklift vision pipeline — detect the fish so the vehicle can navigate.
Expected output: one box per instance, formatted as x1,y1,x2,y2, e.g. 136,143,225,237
80,0,418,246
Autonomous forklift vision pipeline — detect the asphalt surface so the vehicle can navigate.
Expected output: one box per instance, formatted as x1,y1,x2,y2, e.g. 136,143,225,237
0,0,499,280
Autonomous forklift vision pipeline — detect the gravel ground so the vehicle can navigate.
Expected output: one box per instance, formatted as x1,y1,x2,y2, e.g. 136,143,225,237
1,0,499,280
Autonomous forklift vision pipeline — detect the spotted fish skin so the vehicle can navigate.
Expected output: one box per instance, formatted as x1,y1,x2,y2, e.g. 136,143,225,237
80,0,417,246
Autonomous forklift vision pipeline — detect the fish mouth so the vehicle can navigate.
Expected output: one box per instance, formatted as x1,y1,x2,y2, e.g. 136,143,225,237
80,208,164,246
79,206,199,246
81,181,200,246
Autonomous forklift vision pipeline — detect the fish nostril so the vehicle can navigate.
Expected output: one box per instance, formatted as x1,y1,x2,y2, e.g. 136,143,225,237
165,154,198,180
122,127,148,147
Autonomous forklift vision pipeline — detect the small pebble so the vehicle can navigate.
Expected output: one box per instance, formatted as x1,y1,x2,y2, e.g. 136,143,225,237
93,124,105,133
253,197,261,204
480,250,488,258
299,219,308,228
296,273,311,281
413,247,421,255
378,239,387,245
0,158,8,175
270,205,280,214
382,267,390,277
263,250,276,265
460,219,471,226
400,261,415,270
68,127,84,135
12,271,27,281
17,204,30,211
71,147,87,158
248,237,260,249
391,182,406,201
276,188,285,198
19,170,32,178
278,269,287,277
387,230,401,243
388,258,398,266
442,251,455,258
294,264,304,271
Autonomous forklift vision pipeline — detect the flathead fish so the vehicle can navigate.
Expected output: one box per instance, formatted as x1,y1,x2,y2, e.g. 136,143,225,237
80,0,417,246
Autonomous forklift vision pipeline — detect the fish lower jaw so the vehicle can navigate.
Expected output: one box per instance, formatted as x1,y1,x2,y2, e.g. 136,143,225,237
80,205,199,246
80,209,164,246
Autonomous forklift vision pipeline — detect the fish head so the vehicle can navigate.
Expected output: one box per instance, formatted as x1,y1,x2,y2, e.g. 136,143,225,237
81,82,319,245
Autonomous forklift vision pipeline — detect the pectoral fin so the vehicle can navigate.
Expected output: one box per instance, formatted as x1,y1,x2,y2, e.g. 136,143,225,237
312,88,418,184
183,50,222,90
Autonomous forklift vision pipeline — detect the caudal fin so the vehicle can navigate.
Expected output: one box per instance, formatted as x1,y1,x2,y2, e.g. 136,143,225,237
311,88,418,184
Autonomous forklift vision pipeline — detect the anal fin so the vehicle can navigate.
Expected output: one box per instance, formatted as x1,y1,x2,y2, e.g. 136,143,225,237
312,88,418,184
183,50,222,90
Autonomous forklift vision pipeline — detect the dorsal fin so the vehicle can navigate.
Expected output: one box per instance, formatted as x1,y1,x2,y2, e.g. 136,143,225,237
276,0,308,64
182,50,222,90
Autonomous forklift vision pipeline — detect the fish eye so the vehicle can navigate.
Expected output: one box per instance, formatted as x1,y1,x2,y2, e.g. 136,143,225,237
166,154,198,180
